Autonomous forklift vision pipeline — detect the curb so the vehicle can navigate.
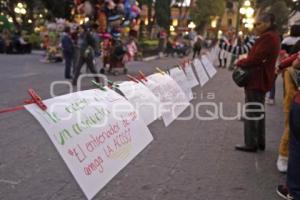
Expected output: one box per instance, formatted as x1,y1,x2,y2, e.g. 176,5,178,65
142,55,160,62
32,50,162,62
32,50,45,56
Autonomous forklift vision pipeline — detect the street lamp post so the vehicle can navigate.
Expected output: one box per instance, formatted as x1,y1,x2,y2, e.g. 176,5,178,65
238,0,255,33
188,21,196,30
235,0,242,35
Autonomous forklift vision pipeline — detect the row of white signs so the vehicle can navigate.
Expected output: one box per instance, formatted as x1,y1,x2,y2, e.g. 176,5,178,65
25,55,218,200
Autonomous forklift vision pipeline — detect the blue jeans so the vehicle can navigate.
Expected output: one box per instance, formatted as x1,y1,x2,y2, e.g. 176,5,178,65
269,75,278,100
287,97,300,200
63,51,74,79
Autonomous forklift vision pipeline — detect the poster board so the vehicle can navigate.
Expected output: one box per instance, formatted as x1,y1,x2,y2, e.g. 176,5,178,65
145,73,190,127
183,63,199,88
25,89,153,200
169,67,193,101
118,81,162,125
201,55,217,78
193,59,209,87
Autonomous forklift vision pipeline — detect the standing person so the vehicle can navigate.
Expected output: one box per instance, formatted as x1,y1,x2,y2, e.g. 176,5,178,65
108,36,126,73
72,24,100,86
158,28,167,56
3,29,12,53
91,23,101,58
268,25,300,105
266,49,288,105
286,74,300,200
61,26,74,79
0,32,5,53
71,26,80,75
193,36,202,59
277,79,300,200
100,33,112,74
235,13,281,152
123,37,137,63
281,24,300,55
165,37,174,57
218,34,229,68
219,35,256,55
276,52,300,173
189,29,197,47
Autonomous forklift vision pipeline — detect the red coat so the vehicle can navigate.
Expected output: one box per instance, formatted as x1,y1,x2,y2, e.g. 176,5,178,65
295,91,300,104
237,30,281,92
278,53,298,70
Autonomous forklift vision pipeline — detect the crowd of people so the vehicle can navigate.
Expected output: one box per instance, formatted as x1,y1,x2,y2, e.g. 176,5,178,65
218,13,300,200
59,12,300,199
0,29,31,54
45,19,208,85
58,22,138,85
57,12,300,198
163,31,211,59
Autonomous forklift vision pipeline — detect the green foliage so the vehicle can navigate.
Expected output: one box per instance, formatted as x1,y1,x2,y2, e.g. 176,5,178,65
190,0,225,32
1,0,71,32
0,16,14,31
140,39,159,47
26,33,42,49
139,0,153,6
40,0,73,20
155,0,172,30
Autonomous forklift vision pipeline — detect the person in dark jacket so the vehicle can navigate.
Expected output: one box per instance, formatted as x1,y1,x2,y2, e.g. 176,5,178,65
72,25,100,86
61,26,74,79
281,24,300,55
277,84,300,200
286,86,300,200
193,37,202,59
235,13,281,152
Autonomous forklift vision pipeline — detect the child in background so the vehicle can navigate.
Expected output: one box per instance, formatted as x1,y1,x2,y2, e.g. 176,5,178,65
277,76,300,200
100,33,112,74
266,50,289,105
276,51,300,173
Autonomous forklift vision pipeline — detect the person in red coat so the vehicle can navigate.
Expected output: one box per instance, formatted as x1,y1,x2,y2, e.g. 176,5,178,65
235,13,281,152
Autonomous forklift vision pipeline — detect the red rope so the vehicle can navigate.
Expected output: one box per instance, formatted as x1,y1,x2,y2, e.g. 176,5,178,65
0,105,25,114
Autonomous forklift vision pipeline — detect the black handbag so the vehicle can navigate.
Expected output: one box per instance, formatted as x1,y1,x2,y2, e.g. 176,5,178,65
232,67,251,87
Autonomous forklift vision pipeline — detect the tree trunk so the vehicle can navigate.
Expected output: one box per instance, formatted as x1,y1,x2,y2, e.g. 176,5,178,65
147,2,153,35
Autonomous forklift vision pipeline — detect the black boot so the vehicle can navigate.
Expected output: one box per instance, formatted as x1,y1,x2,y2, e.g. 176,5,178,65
235,144,258,153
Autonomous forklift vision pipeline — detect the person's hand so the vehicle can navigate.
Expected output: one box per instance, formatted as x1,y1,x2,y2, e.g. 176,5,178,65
275,66,282,75
234,59,240,66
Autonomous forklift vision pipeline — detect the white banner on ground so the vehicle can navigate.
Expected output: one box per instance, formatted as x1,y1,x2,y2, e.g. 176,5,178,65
183,63,199,88
193,59,209,87
25,89,153,200
118,81,162,125
169,67,193,101
145,73,190,127
201,55,217,78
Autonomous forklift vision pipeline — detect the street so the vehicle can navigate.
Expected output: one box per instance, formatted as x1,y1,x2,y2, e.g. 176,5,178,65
0,53,286,200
